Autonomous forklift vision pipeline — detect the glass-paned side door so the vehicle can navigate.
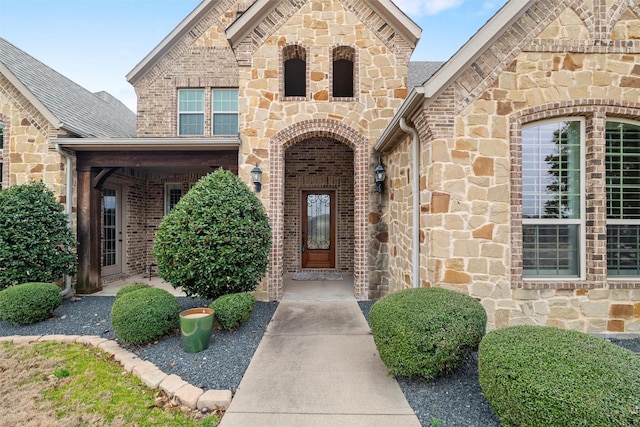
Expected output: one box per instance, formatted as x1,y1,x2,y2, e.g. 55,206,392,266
102,186,122,276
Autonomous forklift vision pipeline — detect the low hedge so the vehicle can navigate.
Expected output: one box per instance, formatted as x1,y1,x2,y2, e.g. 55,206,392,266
111,287,179,345
370,287,487,379
0,282,62,325
478,325,640,427
209,292,255,331
115,282,151,299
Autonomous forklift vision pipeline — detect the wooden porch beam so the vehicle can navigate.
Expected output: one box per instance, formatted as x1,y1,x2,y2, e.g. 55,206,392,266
75,166,102,294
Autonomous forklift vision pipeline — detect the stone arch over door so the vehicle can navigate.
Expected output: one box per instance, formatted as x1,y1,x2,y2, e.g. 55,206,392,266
269,119,369,300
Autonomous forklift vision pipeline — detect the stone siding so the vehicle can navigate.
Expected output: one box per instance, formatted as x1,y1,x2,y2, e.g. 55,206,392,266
0,74,69,211
237,0,411,299
132,0,414,300
385,0,640,333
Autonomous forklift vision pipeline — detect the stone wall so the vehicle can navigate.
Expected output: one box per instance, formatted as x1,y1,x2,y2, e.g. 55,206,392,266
0,74,68,210
237,0,411,298
385,0,640,333
132,0,414,299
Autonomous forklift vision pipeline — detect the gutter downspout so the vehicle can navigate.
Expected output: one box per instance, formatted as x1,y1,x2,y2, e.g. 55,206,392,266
399,118,420,288
55,143,74,298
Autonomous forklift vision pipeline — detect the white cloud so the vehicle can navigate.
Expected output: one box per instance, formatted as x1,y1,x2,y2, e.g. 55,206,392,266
393,0,465,17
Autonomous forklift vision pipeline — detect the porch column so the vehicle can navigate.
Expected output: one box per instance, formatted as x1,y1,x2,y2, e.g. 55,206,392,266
75,166,102,293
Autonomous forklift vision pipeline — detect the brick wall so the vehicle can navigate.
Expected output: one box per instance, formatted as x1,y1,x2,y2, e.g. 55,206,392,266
101,169,209,283
284,137,354,273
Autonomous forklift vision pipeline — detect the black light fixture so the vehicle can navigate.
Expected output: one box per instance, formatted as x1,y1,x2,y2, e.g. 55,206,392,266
374,160,386,193
251,164,262,192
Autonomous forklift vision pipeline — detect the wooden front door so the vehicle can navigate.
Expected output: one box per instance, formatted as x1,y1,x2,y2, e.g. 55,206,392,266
301,191,336,269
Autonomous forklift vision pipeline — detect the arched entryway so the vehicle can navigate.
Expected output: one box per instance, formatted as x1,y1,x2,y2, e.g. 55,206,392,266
269,119,369,300
284,138,354,272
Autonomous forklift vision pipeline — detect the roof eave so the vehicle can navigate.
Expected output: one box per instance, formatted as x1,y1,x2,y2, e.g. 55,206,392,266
374,86,425,152
366,0,422,48
375,0,536,152
422,0,536,102
53,137,241,151
126,0,217,86
0,62,61,130
227,0,422,49
226,0,278,49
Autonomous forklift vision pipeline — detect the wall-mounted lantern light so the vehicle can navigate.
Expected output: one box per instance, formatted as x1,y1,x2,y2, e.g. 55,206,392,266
251,164,262,192
374,160,386,193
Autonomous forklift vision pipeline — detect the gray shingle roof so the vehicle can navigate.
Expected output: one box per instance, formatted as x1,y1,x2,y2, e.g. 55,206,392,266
408,61,445,89
0,37,136,138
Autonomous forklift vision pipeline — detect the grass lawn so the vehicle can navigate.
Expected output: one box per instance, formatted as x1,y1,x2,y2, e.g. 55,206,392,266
0,342,219,427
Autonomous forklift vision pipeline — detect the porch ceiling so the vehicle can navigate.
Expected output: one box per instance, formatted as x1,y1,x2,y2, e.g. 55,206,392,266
74,149,239,172
54,137,240,151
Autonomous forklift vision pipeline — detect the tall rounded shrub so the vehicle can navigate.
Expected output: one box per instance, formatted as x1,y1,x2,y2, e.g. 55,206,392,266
0,181,77,290
370,287,487,379
153,169,271,300
479,325,640,427
111,287,180,345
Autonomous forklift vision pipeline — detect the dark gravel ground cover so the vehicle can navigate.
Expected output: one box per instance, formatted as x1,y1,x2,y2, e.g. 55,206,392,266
2,295,639,427
0,296,278,393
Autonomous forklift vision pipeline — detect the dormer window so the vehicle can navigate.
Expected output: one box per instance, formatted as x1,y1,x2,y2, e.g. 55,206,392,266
332,46,355,99
283,45,307,98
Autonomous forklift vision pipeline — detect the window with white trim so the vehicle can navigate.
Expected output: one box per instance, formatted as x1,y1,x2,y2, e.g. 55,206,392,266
178,89,205,136
521,119,584,278
606,120,640,276
165,183,182,215
212,89,239,136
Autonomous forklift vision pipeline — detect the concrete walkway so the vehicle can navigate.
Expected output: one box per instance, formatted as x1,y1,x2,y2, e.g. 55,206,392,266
219,279,421,427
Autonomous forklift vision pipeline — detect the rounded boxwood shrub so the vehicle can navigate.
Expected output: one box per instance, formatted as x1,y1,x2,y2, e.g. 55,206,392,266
0,282,63,324
479,325,640,427
153,169,271,300
115,282,151,299
209,292,256,331
0,181,77,290
111,287,180,345
370,287,487,379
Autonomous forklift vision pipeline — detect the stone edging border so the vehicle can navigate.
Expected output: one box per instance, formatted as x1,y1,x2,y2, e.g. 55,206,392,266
0,334,232,412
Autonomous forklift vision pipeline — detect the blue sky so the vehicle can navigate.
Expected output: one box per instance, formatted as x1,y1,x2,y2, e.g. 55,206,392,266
0,0,508,112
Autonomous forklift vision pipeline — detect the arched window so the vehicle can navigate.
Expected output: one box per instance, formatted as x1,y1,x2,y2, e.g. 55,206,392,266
332,46,355,98
283,45,306,97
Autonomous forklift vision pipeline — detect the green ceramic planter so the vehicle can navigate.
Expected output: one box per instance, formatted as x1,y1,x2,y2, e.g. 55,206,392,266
179,307,215,353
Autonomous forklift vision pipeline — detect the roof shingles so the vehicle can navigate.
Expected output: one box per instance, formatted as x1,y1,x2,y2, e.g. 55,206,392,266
0,37,136,138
